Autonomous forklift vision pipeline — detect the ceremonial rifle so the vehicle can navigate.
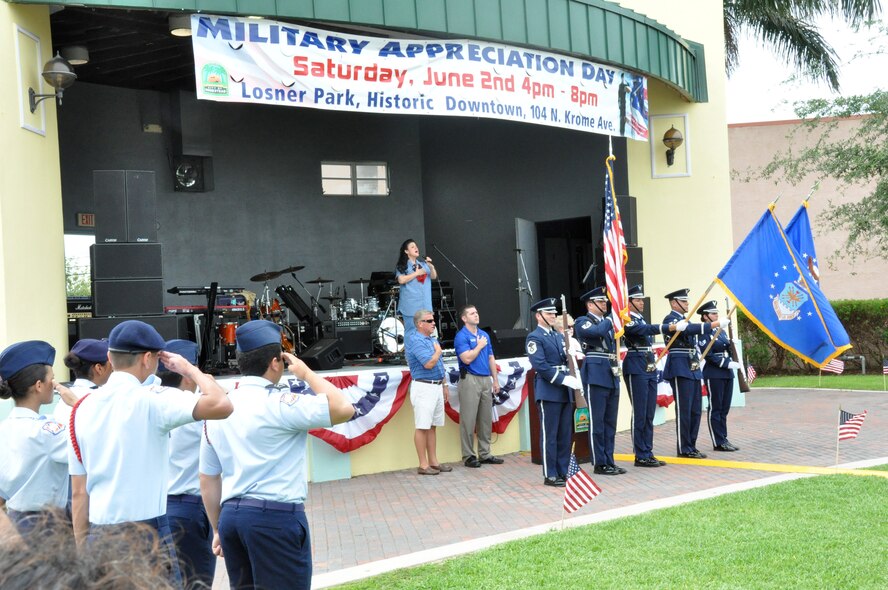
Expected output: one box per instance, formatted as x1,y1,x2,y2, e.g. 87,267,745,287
725,297,751,392
561,294,589,433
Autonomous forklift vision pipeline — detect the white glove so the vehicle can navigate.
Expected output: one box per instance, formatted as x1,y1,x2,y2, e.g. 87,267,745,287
674,320,689,332
728,361,742,370
719,318,731,329
561,375,582,391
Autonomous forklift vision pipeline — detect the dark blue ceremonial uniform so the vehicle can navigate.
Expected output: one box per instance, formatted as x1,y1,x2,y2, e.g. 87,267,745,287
525,325,572,480
573,313,619,469
662,310,714,456
623,312,670,461
699,330,735,448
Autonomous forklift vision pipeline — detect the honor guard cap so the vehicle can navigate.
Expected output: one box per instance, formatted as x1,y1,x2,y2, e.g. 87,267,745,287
628,284,645,299
0,341,56,380
580,287,608,302
70,339,109,364
236,320,282,352
158,339,199,372
530,298,558,314
698,300,719,316
108,320,167,353
664,288,690,301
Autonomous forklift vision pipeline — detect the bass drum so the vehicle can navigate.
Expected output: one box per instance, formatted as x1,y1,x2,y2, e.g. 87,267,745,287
376,317,405,353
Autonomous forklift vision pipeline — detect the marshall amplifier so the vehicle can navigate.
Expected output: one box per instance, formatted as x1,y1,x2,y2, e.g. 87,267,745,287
67,297,93,318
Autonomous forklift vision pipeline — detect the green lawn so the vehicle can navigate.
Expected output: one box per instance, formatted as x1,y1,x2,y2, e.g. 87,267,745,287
337,472,888,589
751,374,887,390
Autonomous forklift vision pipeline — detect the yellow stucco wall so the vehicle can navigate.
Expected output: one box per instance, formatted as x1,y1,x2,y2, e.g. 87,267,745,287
0,3,68,414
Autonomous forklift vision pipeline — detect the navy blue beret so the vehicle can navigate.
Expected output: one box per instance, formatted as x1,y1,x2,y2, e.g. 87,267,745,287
0,340,56,380
158,339,199,372
108,320,166,353
530,298,558,313
70,339,109,364
236,320,282,352
580,286,607,302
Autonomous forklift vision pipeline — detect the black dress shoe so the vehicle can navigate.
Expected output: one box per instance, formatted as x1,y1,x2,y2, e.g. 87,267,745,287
593,465,619,475
480,455,504,464
544,477,566,487
464,457,481,468
724,441,740,451
612,466,627,474
654,457,667,466
713,444,737,452
634,458,662,467
679,451,707,459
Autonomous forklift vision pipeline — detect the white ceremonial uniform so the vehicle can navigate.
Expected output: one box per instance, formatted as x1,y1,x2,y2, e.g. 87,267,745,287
53,378,95,427
200,376,331,504
168,418,203,495
0,408,68,511
68,371,198,524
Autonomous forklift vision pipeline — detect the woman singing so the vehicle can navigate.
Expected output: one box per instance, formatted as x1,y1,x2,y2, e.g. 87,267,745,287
395,239,437,339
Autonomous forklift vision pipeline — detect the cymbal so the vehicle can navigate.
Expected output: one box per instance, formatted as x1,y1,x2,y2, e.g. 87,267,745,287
321,296,342,302
278,265,305,274
250,270,282,282
307,277,334,284
348,278,370,284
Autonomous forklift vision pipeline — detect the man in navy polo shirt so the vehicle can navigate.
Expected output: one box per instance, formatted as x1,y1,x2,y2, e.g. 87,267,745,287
454,304,503,468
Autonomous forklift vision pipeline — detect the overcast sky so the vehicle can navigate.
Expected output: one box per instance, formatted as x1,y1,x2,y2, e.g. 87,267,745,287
725,17,887,124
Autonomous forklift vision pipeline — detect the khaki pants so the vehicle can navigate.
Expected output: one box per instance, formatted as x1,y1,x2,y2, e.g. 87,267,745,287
458,373,493,460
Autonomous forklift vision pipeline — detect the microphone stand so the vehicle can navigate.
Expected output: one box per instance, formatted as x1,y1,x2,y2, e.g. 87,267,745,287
432,244,475,343
292,273,326,341
515,249,534,330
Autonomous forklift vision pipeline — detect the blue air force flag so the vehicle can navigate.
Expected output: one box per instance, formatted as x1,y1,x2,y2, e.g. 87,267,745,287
715,206,850,368
784,201,819,280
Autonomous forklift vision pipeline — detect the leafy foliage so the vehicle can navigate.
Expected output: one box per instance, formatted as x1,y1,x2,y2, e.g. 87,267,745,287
65,256,91,297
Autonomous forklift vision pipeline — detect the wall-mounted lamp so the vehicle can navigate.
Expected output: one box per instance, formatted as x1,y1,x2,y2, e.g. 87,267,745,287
60,45,89,65
28,53,76,113
662,125,684,167
169,14,193,37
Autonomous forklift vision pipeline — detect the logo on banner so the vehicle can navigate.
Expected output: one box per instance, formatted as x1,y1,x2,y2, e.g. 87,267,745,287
201,63,229,96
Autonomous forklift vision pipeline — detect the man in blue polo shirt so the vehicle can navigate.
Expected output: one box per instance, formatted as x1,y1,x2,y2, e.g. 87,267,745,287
454,304,503,468
404,309,451,475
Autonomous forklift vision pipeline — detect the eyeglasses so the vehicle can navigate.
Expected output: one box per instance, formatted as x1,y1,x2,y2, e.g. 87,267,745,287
420,319,435,323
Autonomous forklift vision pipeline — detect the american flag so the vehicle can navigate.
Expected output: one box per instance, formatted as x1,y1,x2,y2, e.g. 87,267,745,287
822,358,845,374
602,158,629,338
746,365,757,384
563,454,602,513
882,359,888,375
838,409,868,441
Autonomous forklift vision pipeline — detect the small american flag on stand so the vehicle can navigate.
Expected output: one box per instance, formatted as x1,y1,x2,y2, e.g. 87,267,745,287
822,358,845,375
882,359,888,375
746,365,757,385
838,409,868,441
563,454,602,513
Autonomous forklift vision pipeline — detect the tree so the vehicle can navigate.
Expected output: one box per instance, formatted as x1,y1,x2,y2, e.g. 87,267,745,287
65,256,91,297
724,0,881,91
761,88,888,263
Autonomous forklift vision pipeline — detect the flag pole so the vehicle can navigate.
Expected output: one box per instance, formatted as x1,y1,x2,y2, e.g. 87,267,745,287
657,280,716,360
835,405,841,466
819,369,822,388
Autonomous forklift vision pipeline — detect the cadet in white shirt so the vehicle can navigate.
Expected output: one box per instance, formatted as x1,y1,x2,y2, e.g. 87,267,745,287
68,320,232,587
54,339,112,426
200,320,356,590
0,341,69,535
158,339,215,590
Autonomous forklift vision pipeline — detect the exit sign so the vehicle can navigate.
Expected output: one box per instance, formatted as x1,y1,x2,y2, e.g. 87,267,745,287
77,212,95,228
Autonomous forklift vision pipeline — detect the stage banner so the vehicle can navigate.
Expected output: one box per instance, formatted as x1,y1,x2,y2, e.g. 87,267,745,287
443,357,531,434
190,15,649,139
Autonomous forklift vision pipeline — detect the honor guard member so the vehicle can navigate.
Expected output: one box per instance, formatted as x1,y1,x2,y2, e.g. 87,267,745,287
157,339,215,589
661,289,729,458
697,302,742,452
199,320,356,590
623,285,680,467
0,341,69,535
68,320,232,588
525,298,582,487
573,287,624,475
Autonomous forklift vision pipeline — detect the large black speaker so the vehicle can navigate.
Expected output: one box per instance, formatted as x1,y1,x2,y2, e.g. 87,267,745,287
92,279,164,317
78,315,194,341
616,195,638,247
90,243,163,280
436,309,458,343
126,170,157,242
335,321,374,356
93,170,157,243
487,327,530,358
172,156,214,192
301,338,344,371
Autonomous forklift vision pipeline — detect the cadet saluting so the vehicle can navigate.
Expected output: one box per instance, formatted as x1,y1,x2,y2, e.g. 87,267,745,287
525,298,582,487
697,301,742,452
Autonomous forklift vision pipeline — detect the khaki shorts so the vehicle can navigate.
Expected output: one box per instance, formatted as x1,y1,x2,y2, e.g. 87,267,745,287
409,380,445,429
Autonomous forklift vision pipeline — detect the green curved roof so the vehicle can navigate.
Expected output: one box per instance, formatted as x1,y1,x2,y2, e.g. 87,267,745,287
17,0,707,101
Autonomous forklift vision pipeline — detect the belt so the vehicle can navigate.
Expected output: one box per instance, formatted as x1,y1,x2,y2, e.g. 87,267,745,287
223,497,304,513
414,378,444,385
584,352,617,360
167,494,202,504
627,347,653,352
670,348,697,354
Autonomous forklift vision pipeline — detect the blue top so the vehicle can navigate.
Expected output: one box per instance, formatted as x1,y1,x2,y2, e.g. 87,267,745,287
573,313,619,389
396,259,432,318
700,330,735,379
0,408,68,512
661,310,713,380
524,325,571,403
168,413,203,496
454,326,494,376
623,311,669,376
404,332,445,381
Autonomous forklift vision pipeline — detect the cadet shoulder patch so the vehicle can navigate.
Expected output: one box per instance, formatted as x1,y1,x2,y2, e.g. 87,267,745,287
581,321,592,329
280,392,299,406
526,341,537,355
42,420,65,436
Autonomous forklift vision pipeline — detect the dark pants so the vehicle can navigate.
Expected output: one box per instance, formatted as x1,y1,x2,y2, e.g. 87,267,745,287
671,377,702,455
705,377,734,447
218,499,311,590
167,494,215,589
585,384,619,467
625,372,658,459
88,514,183,589
537,400,572,478
7,508,70,537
